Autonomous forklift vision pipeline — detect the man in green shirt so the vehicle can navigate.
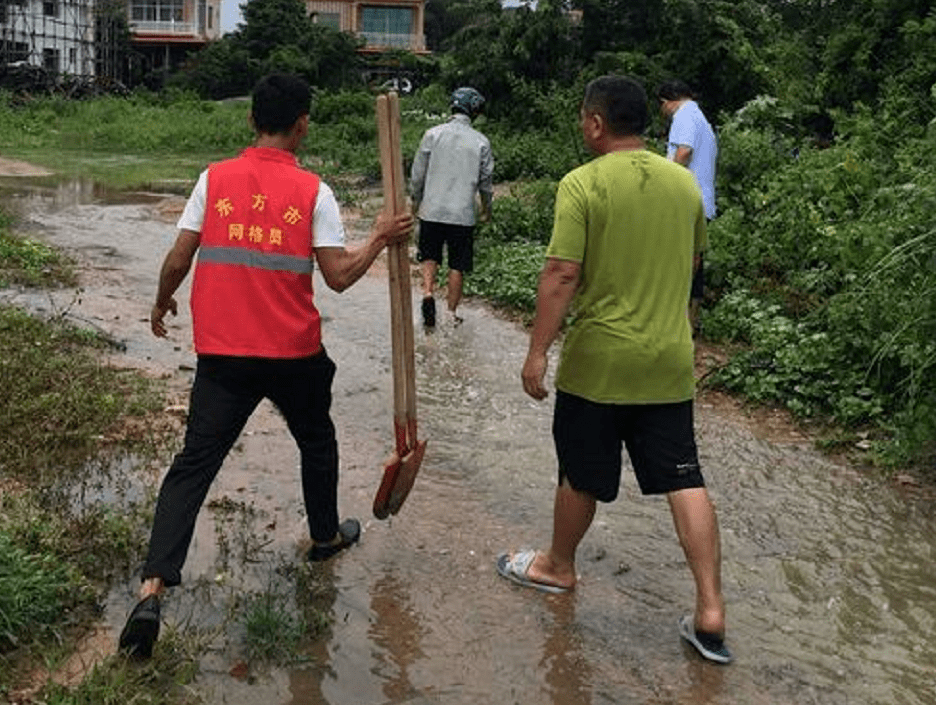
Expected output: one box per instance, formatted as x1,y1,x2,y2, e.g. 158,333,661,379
496,75,732,664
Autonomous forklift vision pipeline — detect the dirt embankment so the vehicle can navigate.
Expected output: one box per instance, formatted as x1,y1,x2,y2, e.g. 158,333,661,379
0,156,55,177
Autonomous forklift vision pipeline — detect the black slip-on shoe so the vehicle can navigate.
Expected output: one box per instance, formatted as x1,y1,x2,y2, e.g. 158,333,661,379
308,518,361,562
421,296,436,328
119,594,161,659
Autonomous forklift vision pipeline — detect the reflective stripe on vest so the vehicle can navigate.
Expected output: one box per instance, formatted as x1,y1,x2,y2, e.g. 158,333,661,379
198,245,314,275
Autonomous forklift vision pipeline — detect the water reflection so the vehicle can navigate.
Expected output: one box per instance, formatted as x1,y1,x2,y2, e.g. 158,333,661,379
0,174,167,212
540,596,592,705
369,572,426,702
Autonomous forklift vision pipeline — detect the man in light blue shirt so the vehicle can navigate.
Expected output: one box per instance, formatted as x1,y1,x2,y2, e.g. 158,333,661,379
657,80,717,334
410,87,494,326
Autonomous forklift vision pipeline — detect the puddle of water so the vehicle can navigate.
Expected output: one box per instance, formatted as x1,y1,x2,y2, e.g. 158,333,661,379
4,176,936,704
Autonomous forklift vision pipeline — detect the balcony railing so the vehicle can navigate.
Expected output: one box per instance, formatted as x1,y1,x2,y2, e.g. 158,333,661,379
129,20,198,36
359,31,425,51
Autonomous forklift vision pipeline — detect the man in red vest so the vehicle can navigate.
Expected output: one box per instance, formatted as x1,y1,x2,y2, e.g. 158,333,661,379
119,73,413,659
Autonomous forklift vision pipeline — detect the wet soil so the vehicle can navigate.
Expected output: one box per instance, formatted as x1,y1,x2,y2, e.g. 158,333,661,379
2,168,936,705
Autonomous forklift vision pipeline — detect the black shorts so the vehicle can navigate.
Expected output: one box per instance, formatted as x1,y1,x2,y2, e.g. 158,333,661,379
417,219,475,273
552,391,705,501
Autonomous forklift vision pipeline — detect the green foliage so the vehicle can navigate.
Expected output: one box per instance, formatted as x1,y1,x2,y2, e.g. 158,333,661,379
241,589,307,664
0,231,75,288
38,624,201,704
168,0,364,99
467,239,546,314
468,181,556,313
0,92,250,156
705,86,936,466
481,180,557,244
0,306,163,478
0,531,82,652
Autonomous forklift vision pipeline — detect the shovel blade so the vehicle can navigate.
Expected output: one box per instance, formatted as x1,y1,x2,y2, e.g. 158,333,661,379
373,452,402,520
388,439,427,516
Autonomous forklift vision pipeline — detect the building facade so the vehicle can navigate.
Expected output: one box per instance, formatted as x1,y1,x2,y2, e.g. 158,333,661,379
127,0,221,77
0,0,96,75
306,0,426,53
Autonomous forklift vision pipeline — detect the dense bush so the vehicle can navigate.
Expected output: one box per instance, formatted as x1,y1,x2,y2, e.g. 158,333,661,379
705,91,936,466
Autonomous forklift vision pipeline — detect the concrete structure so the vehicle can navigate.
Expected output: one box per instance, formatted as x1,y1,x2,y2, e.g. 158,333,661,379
0,0,97,75
128,0,222,76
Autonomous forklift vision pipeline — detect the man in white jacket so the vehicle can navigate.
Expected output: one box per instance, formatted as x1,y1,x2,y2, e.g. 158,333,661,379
410,87,494,327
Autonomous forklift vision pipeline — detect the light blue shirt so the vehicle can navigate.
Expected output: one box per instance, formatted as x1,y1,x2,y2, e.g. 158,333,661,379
666,100,718,219
410,114,494,227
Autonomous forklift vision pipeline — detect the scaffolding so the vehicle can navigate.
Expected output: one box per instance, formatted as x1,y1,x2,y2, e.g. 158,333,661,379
0,0,129,84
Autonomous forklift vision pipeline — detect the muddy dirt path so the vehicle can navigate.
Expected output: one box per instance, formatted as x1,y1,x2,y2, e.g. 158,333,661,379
3,172,936,705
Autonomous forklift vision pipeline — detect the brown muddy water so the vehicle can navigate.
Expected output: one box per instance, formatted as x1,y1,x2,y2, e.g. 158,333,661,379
2,174,936,704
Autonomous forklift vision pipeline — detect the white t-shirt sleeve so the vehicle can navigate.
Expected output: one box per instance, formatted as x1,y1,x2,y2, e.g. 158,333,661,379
176,169,209,232
313,181,345,248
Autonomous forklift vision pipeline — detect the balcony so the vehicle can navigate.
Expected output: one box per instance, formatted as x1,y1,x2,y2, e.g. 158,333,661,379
359,31,426,52
129,20,198,36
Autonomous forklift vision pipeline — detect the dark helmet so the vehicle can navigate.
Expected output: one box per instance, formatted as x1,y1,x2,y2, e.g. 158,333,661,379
451,87,485,118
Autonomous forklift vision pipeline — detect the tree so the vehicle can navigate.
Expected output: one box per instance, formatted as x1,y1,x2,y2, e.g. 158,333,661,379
168,0,363,99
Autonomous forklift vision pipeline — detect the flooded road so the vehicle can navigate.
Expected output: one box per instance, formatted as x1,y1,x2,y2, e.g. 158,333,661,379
2,173,935,704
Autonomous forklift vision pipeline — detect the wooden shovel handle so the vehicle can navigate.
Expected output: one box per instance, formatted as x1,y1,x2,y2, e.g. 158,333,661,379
377,93,408,433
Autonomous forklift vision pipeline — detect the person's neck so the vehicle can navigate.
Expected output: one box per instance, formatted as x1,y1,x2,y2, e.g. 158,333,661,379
252,134,298,153
600,134,645,154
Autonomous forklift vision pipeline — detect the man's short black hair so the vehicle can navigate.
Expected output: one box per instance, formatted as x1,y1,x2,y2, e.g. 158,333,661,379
250,73,312,135
655,79,695,102
582,75,648,137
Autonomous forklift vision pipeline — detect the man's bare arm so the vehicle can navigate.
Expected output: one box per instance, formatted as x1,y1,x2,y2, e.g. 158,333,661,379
315,211,413,293
673,145,693,167
152,229,200,337
521,257,581,400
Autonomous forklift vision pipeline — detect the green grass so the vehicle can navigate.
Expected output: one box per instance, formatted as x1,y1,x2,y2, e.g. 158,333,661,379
0,531,85,653
0,229,75,288
0,203,178,697
0,305,164,480
38,624,203,705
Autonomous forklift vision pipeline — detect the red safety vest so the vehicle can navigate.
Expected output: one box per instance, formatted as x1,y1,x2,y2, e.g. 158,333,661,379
190,147,323,358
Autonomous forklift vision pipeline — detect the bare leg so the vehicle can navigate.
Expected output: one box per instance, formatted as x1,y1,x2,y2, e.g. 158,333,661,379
667,487,725,635
140,576,164,600
528,479,595,589
446,269,464,319
421,260,439,298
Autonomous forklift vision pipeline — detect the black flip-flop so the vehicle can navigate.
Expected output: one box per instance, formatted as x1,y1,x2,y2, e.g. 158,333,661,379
307,518,361,562
119,594,161,659
678,614,734,664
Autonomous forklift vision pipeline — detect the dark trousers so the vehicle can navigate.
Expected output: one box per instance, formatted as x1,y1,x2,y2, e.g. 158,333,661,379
142,351,339,587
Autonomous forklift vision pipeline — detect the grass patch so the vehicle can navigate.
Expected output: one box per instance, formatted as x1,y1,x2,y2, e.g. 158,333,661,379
0,531,87,653
0,229,76,288
0,305,164,480
37,624,203,705
0,203,179,698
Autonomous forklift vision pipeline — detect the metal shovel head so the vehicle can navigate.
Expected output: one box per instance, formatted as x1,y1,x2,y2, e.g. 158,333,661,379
388,439,427,515
373,452,402,520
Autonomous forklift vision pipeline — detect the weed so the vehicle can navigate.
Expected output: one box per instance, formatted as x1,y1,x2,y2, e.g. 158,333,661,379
241,587,306,665
0,231,76,288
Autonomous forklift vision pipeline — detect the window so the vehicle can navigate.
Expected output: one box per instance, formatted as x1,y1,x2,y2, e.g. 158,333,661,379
130,0,184,23
312,12,340,30
43,48,60,73
360,6,413,36
43,1,58,17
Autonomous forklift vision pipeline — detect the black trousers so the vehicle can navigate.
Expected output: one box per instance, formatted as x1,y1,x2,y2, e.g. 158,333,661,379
142,351,339,587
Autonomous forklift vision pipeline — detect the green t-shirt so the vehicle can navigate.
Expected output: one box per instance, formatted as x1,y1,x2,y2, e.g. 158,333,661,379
547,149,706,404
